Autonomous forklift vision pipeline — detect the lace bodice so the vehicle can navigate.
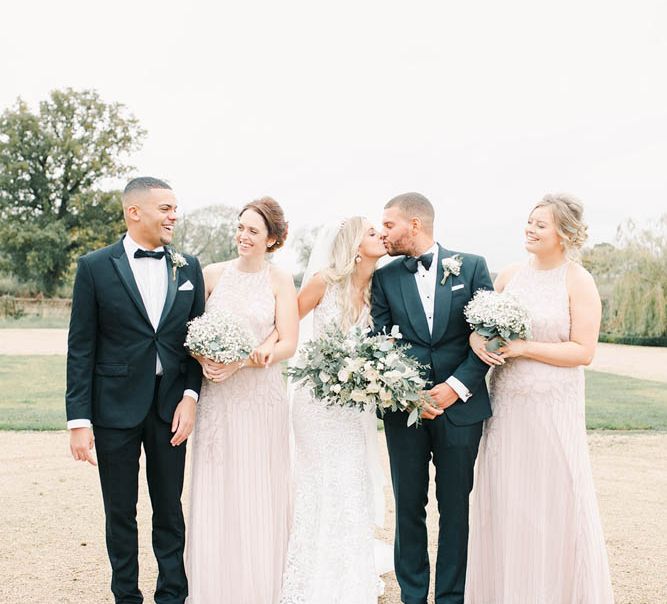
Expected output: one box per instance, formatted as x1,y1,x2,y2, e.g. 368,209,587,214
312,282,370,336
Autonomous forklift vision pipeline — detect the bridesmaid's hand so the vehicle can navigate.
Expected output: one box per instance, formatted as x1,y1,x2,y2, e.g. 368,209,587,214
497,339,528,360
204,359,246,383
470,332,504,366
250,342,274,367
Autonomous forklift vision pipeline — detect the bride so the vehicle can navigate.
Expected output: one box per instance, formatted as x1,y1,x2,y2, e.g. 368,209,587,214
280,217,392,604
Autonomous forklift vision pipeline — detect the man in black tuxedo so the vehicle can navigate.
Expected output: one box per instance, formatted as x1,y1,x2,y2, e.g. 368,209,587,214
371,193,493,604
66,177,205,604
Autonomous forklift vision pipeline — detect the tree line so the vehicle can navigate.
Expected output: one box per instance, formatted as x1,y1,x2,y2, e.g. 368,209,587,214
0,89,665,342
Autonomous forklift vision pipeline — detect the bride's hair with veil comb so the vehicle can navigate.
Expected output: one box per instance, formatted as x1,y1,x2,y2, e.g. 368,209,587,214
318,216,373,331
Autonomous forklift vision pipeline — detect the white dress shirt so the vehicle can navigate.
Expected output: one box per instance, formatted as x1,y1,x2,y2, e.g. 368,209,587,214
413,242,472,402
67,233,198,430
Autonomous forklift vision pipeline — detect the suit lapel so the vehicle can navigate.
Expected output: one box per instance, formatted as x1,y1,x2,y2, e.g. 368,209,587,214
110,239,152,327
157,251,177,331
398,263,431,344
431,245,453,344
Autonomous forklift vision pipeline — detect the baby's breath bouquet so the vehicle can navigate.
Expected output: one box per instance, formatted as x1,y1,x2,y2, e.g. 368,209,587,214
464,290,532,352
185,310,256,364
288,324,429,427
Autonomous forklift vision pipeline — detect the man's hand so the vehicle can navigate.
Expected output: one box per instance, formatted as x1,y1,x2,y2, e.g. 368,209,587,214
428,382,459,411
70,427,97,466
171,396,197,446
420,401,444,421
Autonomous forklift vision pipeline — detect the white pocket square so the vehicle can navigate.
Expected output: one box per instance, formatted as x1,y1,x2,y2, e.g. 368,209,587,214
452,284,465,291
178,280,194,291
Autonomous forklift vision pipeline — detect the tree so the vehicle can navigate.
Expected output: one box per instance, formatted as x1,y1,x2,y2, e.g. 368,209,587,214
172,204,240,266
583,215,667,338
0,88,146,295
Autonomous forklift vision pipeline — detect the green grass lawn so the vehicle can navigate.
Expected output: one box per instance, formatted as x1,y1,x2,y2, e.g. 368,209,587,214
0,316,69,329
0,356,666,431
0,355,66,430
585,370,667,430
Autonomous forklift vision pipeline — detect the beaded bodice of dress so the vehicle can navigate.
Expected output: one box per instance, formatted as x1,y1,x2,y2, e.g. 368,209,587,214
505,261,571,344
312,282,370,336
206,260,276,344
489,261,581,408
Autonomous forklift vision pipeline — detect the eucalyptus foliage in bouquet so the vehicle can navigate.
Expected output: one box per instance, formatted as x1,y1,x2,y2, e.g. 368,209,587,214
185,310,256,364
463,289,532,352
288,324,429,426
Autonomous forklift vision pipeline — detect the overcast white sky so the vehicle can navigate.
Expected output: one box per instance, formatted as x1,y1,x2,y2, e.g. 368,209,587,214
2,0,666,272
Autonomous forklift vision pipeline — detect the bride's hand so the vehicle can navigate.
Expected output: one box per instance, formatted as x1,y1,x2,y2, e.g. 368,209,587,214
250,342,274,368
470,331,504,366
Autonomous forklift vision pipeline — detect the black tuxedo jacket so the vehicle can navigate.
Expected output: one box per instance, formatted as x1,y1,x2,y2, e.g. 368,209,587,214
371,245,494,425
66,237,205,429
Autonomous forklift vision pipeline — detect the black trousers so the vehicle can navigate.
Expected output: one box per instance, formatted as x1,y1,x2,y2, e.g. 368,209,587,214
94,379,188,604
383,410,483,604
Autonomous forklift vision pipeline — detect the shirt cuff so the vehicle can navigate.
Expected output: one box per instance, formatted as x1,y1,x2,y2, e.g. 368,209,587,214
184,389,199,403
67,419,92,430
446,376,472,402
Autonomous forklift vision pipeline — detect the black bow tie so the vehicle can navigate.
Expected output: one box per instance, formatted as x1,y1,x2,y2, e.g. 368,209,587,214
403,252,434,273
134,249,165,260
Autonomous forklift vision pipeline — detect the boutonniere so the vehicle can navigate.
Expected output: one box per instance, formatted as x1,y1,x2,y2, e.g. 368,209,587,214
168,248,188,281
441,254,462,285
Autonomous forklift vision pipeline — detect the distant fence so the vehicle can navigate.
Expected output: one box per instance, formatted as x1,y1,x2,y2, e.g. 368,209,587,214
0,296,71,320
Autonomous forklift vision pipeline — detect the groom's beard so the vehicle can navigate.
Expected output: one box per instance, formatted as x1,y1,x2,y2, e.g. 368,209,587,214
384,237,414,257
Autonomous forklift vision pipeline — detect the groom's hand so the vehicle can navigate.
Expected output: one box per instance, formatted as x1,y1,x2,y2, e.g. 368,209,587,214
171,396,196,446
70,427,97,466
428,383,459,411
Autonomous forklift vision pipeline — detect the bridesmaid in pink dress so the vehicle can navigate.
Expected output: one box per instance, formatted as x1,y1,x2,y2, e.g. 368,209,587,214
186,197,298,603
465,194,614,603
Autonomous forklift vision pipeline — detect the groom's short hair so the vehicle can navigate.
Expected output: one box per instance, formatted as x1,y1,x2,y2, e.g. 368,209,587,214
385,192,434,232
122,177,172,206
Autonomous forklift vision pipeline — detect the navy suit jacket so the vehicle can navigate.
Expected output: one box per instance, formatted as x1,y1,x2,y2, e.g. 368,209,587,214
66,237,205,429
371,244,494,425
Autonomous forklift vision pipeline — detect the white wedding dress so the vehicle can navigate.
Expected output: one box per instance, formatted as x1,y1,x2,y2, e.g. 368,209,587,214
280,282,392,604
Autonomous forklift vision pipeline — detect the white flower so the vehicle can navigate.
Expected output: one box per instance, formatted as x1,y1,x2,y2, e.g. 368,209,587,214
379,388,392,402
338,368,350,383
184,310,256,364
364,367,379,382
345,357,365,372
441,254,463,285
366,381,380,394
383,369,403,384
390,325,403,339
331,384,342,394
168,248,188,281
319,371,331,383
350,390,367,403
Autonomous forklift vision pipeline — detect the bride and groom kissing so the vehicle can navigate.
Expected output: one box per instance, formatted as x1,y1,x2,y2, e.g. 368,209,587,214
67,177,613,604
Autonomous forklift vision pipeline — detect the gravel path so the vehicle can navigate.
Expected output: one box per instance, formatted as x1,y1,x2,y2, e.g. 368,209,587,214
0,431,664,603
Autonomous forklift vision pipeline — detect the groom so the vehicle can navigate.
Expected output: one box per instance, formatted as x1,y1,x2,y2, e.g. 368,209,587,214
372,192,493,604
66,177,205,604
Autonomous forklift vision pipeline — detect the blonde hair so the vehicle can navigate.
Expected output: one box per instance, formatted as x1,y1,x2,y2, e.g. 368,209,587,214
320,216,373,331
532,193,588,258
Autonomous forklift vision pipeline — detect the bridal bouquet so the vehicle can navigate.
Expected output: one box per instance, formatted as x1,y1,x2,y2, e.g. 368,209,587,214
463,290,532,352
288,324,429,426
185,310,256,363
